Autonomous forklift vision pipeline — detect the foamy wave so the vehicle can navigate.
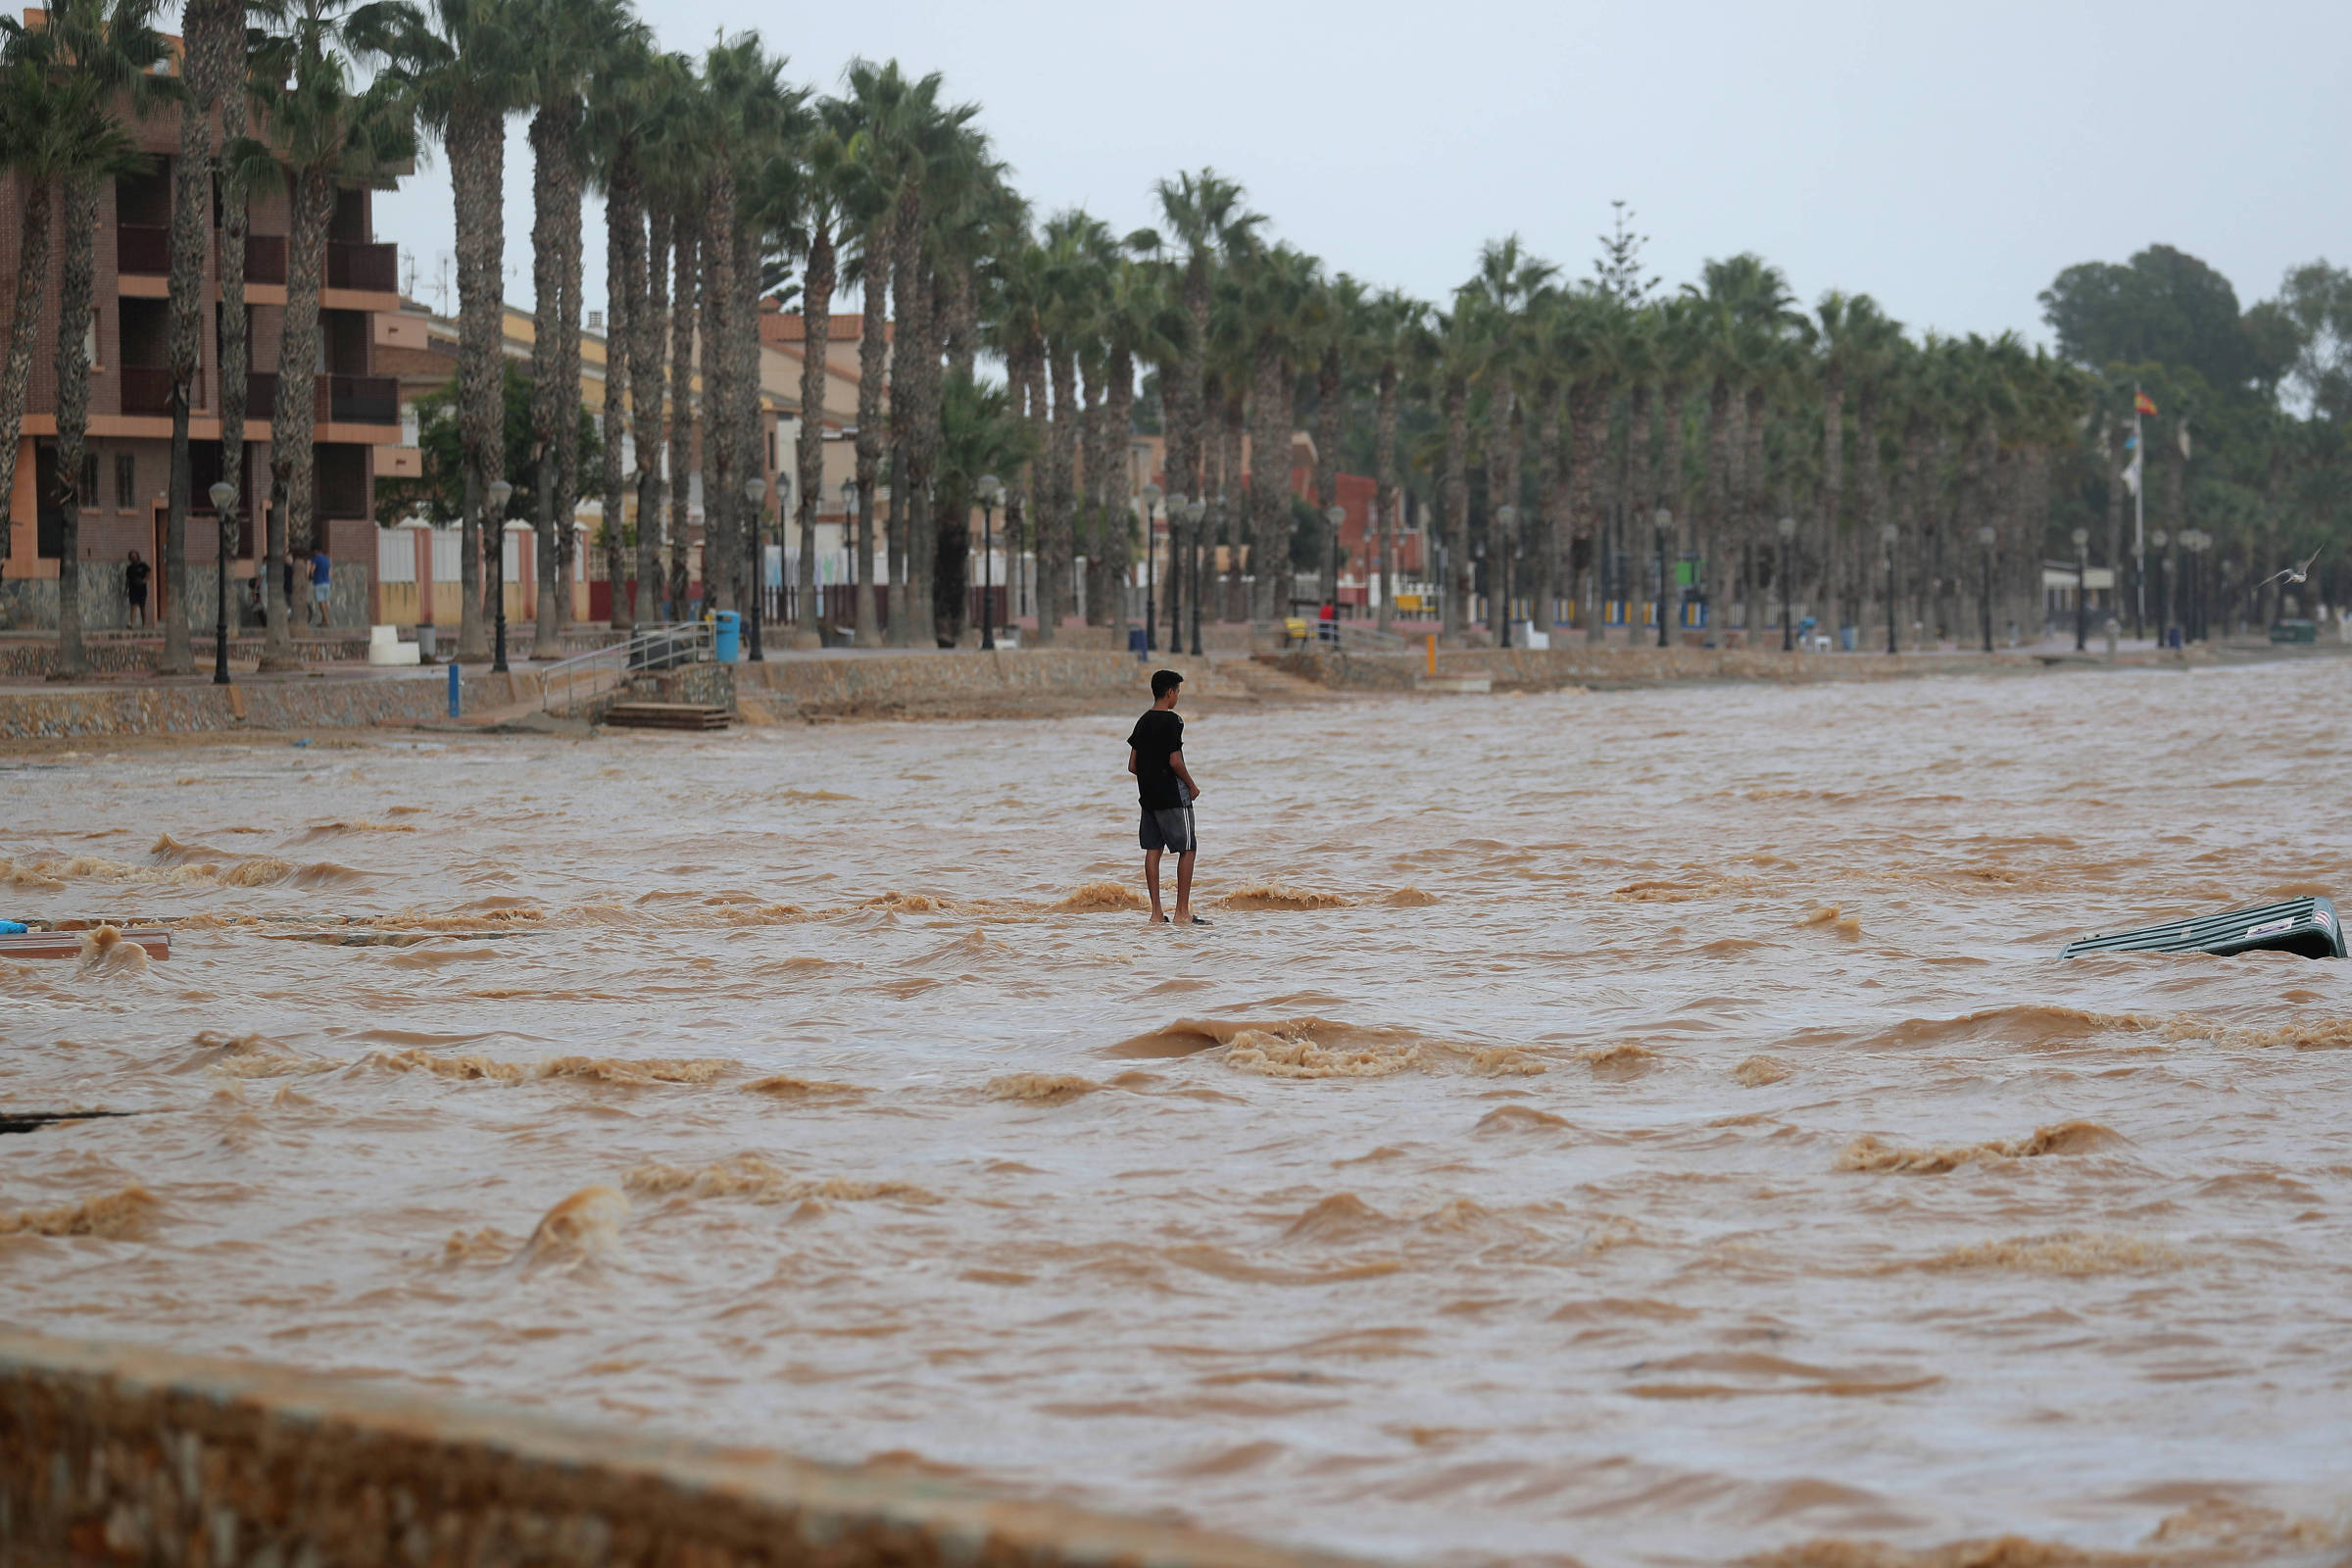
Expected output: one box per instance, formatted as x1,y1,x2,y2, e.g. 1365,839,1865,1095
0,1184,158,1239
1918,1230,2179,1275
985,1073,1099,1103
523,1186,628,1264
1838,1119,2124,1174
622,1152,939,1205
743,1074,866,1100
1382,887,1440,906
368,1050,731,1086
1582,1043,1657,1078
9,848,368,891
1213,884,1354,911
75,925,150,977
1798,906,1862,938
186,1029,337,1078
1109,1015,1544,1079
1053,881,1147,912
1733,1055,1790,1087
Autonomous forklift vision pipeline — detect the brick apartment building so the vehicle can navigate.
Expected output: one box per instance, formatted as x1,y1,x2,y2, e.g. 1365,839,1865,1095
0,50,412,633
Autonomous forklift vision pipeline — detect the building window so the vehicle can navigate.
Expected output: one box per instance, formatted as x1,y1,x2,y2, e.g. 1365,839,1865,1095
115,453,136,511
79,453,99,508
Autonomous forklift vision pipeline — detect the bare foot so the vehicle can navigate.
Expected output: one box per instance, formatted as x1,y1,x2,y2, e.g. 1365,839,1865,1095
1148,914,1169,925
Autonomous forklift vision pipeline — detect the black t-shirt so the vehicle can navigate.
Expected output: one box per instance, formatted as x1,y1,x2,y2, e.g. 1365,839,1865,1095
1128,709,1186,810
123,561,150,600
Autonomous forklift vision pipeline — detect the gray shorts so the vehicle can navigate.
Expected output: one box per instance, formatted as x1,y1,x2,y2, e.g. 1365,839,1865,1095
1140,800,1197,855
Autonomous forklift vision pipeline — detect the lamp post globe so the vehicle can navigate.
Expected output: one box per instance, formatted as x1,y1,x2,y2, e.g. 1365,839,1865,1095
207,480,239,685
1880,523,1899,655
486,480,514,672
1776,515,1796,652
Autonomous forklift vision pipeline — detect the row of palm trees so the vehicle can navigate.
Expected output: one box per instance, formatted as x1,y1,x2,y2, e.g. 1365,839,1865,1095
0,0,2308,671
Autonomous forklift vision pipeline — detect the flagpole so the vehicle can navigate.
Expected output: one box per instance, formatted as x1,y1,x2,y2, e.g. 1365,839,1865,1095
2132,384,2146,639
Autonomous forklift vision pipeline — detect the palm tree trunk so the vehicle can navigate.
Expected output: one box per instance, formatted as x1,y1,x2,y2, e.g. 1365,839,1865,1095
1533,376,1562,635
601,153,632,631
0,175,55,617
554,129,584,641
1742,384,1767,641
1701,377,1732,644
160,56,213,673
446,100,500,662
1441,374,1468,642
852,222,886,644
1248,344,1289,629
733,217,761,634
1039,340,1078,643
791,217,831,645
262,167,331,670
1102,346,1137,648
1018,344,1047,635
1818,371,1843,641
698,213,731,614
53,172,100,675
215,15,250,660
883,186,920,647
1080,353,1111,629
1314,343,1342,609
1373,361,1397,635
527,104,567,656
666,218,698,618
906,261,946,645
632,202,667,623
1219,385,1246,623
1853,390,1881,634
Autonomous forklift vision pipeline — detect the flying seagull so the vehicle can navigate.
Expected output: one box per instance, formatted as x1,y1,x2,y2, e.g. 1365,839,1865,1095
2264,546,2325,587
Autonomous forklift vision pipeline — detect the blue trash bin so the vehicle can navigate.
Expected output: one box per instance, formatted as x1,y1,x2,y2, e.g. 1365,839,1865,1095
713,611,742,662
1127,628,1148,656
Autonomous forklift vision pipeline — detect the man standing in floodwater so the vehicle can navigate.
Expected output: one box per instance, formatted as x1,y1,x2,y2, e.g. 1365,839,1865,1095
1128,668,1206,926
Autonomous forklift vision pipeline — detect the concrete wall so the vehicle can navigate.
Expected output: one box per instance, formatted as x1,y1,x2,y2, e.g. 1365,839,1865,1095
0,668,513,740
0,1329,1362,1568
740,651,1226,718
0,564,373,634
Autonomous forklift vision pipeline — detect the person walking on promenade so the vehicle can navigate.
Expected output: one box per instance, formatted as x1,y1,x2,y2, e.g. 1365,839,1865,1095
123,550,150,629
309,545,332,628
1127,668,1207,926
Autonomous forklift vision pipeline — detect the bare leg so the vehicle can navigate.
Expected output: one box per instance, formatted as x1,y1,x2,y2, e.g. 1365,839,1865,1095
1173,850,1196,923
1144,849,1165,922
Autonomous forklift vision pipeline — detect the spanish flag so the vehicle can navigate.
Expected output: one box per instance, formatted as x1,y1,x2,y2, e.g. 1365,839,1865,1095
2134,390,2159,416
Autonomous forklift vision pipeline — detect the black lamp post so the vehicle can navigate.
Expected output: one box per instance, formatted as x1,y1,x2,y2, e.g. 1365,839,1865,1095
2149,527,2169,645
1653,507,1671,649
488,478,514,672
977,473,1003,650
1493,504,1515,649
838,478,858,641
2072,526,2089,652
1324,503,1346,625
1163,488,1184,645
1140,482,1163,653
1186,497,1206,656
744,474,768,661
1882,522,1899,655
1777,514,1796,652
208,479,238,684
1976,524,1995,654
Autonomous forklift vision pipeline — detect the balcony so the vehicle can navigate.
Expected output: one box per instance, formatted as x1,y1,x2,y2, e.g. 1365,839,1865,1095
117,224,171,275
324,373,398,424
242,371,398,427
119,366,174,416
326,241,396,293
242,234,287,286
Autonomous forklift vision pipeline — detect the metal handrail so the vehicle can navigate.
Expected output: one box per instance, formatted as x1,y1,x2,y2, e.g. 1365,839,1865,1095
1334,621,1410,654
541,620,711,714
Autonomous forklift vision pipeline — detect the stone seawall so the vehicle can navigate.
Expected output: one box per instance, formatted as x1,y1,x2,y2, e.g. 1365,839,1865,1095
0,671,530,741
0,1329,1364,1568
741,650,1224,718
1275,643,2212,691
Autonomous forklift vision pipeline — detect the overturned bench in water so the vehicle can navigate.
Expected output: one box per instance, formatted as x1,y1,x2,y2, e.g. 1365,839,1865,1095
2061,895,2345,960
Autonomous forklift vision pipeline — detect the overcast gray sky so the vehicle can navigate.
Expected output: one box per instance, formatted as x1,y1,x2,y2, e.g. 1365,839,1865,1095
362,0,2347,342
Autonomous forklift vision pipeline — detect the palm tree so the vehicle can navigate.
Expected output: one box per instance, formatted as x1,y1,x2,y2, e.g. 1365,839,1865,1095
1034,208,1110,643
1229,240,1319,627
518,0,636,655
4,0,170,673
930,368,1032,642
237,0,414,671
1360,289,1424,634
579,35,661,629
1308,273,1364,612
1463,236,1558,638
368,0,529,663
1146,168,1260,558
0,41,86,608
775,100,854,645
159,0,229,672
1420,304,1480,641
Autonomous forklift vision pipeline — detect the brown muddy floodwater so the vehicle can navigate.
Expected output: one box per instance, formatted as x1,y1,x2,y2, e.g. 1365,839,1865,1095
5,662,2352,1566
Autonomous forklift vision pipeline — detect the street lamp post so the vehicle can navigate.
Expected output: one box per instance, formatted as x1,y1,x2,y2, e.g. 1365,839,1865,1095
2148,527,2169,646
1163,490,1184,646
743,474,767,662
1653,507,1672,650
208,480,238,685
1323,503,1346,625
1881,522,1899,655
1975,524,1995,654
838,479,858,642
977,473,1003,650
2070,524,2098,652
1777,514,1796,652
1493,504,1515,649
487,479,514,672
1186,498,1206,656
1141,483,1163,654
